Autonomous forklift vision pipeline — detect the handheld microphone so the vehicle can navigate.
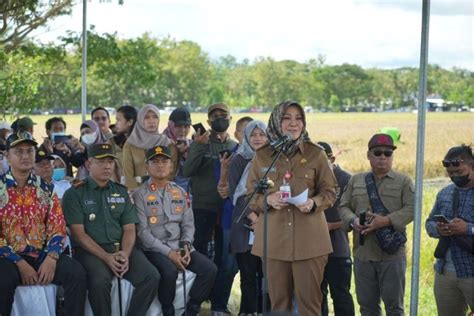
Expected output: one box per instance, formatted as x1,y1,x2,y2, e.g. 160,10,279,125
270,134,292,149
359,211,367,246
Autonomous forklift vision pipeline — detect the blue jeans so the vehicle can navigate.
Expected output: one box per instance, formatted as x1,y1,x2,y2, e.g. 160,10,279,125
210,226,239,311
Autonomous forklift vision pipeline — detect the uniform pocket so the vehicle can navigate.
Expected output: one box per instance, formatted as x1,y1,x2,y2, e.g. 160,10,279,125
294,168,316,189
352,184,367,197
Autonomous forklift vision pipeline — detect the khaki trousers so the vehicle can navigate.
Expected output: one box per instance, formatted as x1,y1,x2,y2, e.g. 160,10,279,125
434,270,474,316
267,255,328,316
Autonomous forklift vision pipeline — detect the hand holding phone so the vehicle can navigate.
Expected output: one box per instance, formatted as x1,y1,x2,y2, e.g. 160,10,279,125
53,135,72,144
219,149,232,158
434,214,451,224
192,123,206,135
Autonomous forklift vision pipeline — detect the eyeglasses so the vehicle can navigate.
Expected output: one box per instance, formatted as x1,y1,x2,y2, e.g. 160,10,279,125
373,150,393,157
442,159,464,168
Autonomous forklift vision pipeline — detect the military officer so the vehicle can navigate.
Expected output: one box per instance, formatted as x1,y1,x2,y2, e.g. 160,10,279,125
62,143,160,316
133,145,217,316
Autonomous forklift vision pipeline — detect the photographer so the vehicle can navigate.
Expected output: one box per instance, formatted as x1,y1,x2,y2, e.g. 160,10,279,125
425,145,473,316
39,117,86,178
338,133,414,316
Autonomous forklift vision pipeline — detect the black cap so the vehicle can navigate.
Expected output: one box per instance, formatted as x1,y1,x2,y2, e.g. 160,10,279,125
146,145,172,161
35,150,54,163
169,108,192,126
87,143,117,159
317,141,333,158
17,117,36,130
368,133,397,150
6,131,38,149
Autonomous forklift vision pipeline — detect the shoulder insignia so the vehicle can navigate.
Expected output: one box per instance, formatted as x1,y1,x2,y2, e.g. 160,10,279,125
113,181,128,190
305,141,324,151
71,179,86,188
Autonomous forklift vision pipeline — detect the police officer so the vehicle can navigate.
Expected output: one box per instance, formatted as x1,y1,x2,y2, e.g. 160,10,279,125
0,132,86,316
62,143,160,316
133,145,217,316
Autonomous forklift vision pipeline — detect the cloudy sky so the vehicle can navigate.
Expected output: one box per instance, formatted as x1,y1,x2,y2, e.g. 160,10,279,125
34,0,473,70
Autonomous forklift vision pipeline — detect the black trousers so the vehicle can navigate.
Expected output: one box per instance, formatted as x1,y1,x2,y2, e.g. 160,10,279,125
144,250,217,316
192,208,217,257
74,247,160,316
236,251,265,314
321,256,355,316
0,254,87,316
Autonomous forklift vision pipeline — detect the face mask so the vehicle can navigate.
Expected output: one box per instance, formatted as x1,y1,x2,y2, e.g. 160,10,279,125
0,158,9,174
52,168,66,181
81,132,97,145
210,118,230,132
450,174,471,188
50,132,65,142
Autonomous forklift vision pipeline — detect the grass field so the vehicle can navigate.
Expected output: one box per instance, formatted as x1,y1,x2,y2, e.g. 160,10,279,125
23,111,473,315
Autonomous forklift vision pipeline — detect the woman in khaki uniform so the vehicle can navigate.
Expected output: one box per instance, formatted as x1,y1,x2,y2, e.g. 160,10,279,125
122,104,176,190
247,101,337,316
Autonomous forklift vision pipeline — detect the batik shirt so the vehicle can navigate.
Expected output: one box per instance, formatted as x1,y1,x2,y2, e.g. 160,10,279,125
0,171,66,263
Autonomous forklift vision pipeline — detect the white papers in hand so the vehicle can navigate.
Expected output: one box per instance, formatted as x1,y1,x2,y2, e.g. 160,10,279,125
286,189,308,205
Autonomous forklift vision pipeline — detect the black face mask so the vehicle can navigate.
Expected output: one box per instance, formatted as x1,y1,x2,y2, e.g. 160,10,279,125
450,174,471,188
210,118,230,132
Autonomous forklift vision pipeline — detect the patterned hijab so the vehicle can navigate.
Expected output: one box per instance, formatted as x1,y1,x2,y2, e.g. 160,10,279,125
126,104,171,149
236,120,267,160
267,100,307,155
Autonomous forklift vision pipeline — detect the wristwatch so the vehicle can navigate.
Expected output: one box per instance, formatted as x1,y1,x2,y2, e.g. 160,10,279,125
47,251,60,261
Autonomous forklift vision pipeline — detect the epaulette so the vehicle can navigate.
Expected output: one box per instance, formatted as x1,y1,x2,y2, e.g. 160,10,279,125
113,181,129,191
306,141,325,151
168,181,186,193
71,179,86,188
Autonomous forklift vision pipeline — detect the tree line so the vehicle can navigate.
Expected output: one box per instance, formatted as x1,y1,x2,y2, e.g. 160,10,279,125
1,29,473,115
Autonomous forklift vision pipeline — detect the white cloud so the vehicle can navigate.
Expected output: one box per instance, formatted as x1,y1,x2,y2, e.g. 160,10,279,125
32,0,473,69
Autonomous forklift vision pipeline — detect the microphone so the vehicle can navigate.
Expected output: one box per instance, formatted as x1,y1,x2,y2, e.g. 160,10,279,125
270,134,292,149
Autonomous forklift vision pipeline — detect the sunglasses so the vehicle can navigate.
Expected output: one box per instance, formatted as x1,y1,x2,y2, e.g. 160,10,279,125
373,150,393,157
442,159,464,168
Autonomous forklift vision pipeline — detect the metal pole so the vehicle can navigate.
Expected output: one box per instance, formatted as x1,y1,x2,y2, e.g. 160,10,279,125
410,0,430,315
81,0,88,121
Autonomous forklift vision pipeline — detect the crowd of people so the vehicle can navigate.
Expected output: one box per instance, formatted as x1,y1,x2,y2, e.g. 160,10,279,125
0,101,472,316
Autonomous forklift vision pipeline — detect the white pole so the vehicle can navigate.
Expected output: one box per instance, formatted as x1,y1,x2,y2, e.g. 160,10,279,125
410,0,430,315
81,0,87,121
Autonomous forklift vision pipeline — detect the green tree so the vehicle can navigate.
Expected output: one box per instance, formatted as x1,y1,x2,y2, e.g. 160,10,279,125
0,50,41,115
0,0,73,52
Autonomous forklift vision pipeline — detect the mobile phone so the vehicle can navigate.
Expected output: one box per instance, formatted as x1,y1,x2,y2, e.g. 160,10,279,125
192,123,206,135
53,135,72,144
219,149,232,157
359,211,367,246
434,214,451,224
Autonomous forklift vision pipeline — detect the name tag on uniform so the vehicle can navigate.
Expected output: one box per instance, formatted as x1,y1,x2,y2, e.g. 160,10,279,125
261,167,276,173
85,200,96,205
107,197,125,203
